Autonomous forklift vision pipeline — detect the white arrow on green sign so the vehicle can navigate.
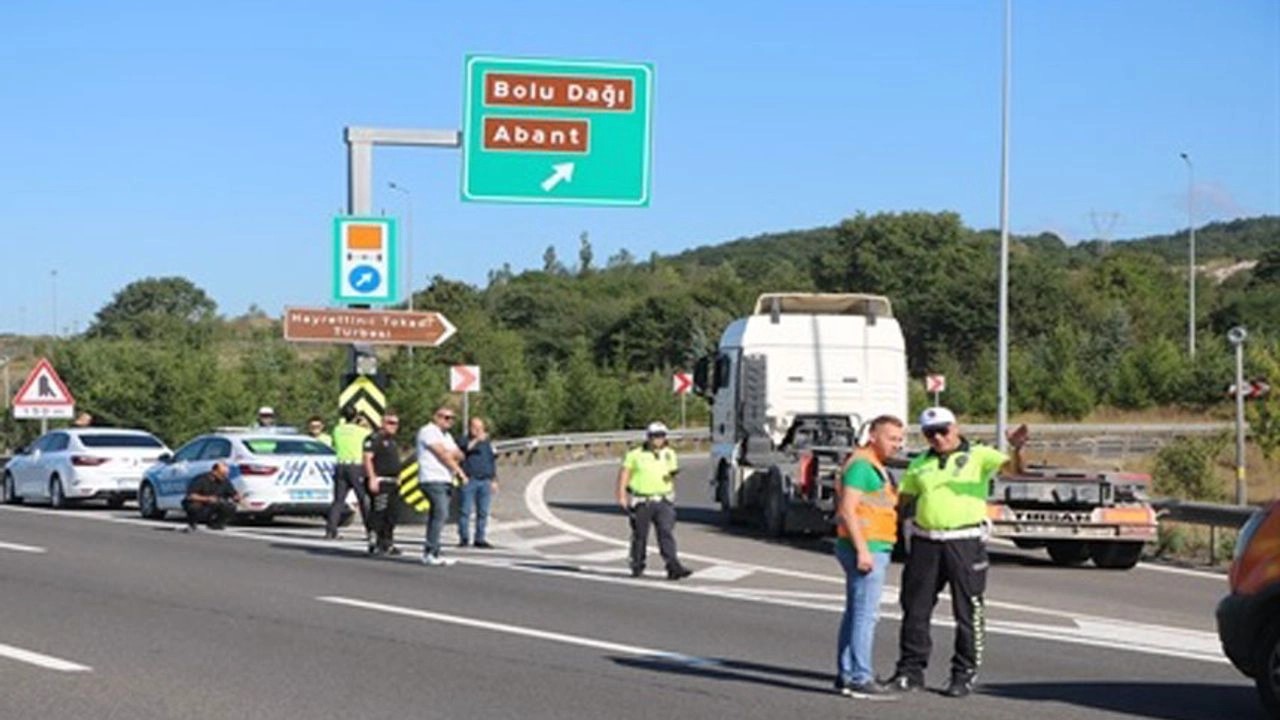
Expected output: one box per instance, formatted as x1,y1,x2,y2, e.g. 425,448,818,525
461,55,654,207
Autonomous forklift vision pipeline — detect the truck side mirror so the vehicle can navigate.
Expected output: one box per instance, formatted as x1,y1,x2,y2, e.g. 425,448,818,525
693,357,711,397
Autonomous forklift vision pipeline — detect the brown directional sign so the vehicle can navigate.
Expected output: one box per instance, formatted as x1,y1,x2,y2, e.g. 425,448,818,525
283,307,457,347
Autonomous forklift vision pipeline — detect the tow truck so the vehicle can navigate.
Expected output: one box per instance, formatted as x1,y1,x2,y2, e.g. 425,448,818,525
692,292,1156,569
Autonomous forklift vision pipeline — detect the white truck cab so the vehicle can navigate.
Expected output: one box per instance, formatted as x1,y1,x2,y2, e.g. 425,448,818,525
694,293,908,534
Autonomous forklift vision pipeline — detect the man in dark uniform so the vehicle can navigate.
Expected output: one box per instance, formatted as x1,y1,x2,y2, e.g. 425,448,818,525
182,461,241,531
885,407,1027,699
363,411,404,556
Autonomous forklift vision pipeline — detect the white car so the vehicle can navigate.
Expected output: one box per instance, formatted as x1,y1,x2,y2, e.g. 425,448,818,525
138,429,338,523
2,428,171,509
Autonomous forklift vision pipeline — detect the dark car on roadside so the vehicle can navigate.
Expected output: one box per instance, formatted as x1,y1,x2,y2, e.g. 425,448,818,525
1217,499,1280,717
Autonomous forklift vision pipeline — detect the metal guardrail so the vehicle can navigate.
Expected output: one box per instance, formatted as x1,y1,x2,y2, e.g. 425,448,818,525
2,426,1264,529
1154,499,1258,529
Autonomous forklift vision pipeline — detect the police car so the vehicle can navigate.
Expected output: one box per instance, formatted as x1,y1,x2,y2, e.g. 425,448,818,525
138,428,337,523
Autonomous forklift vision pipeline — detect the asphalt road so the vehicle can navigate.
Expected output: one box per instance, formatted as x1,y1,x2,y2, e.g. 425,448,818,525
0,457,1264,720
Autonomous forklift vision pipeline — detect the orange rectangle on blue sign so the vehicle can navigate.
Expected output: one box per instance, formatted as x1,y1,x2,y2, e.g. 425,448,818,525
346,224,383,250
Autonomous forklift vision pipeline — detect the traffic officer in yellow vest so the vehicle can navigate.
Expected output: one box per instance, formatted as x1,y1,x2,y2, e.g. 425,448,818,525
885,407,1027,699
616,422,692,580
833,415,905,699
324,407,372,540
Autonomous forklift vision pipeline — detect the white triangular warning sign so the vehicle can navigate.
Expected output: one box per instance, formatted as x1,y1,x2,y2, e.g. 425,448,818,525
13,358,76,419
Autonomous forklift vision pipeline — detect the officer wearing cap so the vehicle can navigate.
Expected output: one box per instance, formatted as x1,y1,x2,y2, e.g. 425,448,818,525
254,406,277,428
885,407,1026,699
616,422,692,580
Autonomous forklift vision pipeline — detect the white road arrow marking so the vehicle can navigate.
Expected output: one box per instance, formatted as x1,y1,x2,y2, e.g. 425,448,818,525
540,162,575,192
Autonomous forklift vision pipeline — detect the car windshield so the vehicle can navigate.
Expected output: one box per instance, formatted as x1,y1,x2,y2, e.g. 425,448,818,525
243,438,332,456
79,434,165,449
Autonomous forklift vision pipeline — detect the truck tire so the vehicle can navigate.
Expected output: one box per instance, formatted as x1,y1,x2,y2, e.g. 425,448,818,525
761,468,786,538
716,463,740,526
1089,541,1143,570
1046,540,1090,566
1255,619,1280,719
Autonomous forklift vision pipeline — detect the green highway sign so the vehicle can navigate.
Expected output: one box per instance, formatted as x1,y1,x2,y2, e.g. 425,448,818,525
461,55,653,206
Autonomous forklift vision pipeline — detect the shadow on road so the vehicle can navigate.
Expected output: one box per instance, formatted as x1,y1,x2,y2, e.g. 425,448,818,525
981,681,1264,720
609,655,834,696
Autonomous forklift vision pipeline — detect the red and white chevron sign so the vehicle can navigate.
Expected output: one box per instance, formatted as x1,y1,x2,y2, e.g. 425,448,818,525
925,374,946,394
672,371,692,395
450,365,481,393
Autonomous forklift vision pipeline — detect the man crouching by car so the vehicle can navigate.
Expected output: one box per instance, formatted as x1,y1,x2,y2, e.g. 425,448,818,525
182,461,241,532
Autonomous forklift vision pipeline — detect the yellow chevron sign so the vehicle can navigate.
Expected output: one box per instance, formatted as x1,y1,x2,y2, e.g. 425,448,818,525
339,376,385,427
398,460,429,511
396,459,463,512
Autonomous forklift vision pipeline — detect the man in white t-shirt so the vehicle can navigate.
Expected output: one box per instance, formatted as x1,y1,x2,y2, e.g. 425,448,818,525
416,406,467,566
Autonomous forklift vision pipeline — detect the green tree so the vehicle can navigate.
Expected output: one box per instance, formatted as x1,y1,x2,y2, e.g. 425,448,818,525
87,277,218,345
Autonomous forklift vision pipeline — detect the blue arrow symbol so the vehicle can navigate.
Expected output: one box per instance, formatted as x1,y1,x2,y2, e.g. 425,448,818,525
349,265,381,293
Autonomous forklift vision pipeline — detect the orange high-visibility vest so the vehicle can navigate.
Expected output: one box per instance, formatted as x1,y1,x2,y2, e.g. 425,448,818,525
837,448,899,545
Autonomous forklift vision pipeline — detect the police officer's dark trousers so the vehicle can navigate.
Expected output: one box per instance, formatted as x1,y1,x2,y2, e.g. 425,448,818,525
896,536,988,681
326,463,370,536
368,479,398,552
182,499,236,529
629,498,680,572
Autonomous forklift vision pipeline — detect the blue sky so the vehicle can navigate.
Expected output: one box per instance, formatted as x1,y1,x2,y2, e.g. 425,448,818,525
1,0,1277,334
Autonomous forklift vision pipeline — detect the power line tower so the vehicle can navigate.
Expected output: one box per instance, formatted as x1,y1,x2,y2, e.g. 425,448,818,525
1090,211,1122,254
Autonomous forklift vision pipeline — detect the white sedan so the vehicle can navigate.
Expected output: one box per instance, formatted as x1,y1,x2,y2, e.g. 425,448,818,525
3,428,171,509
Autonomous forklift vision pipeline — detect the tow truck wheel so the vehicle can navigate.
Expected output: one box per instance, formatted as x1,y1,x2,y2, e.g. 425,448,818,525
761,468,786,538
1089,541,1143,570
716,463,740,526
1256,619,1280,718
1046,540,1090,566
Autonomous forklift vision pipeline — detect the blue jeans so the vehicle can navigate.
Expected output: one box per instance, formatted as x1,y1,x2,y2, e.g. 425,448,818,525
836,543,891,685
458,478,493,544
422,482,452,557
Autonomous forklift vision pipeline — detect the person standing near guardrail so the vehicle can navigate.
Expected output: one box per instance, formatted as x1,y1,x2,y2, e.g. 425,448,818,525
458,416,497,549
417,406,468,567
326,407,371,541
833,415,905,700
885,407,1026,699
363,411,404,556
616,422,692,581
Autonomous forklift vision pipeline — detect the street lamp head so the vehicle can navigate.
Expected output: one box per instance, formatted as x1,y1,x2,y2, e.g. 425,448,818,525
1228,326,1248,346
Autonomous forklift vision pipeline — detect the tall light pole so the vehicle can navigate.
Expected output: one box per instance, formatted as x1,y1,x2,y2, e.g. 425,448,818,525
996,0,1013,452
388,181,414,360
1228,326,1248,506
1180,152,1196,358
0,355,11,409
50,269,58,338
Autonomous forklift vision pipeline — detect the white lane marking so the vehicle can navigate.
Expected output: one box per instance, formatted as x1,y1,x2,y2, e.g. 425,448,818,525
0,642,92,672
513,533,583,550
317,595,717,667
563,548,631,563
458,553,1228,664
1133,562,1228,580
988,537,1228,581
524,462,832,584
690,565,755,582
524,462,1228,645
486,519,542,533
0,541,46,554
